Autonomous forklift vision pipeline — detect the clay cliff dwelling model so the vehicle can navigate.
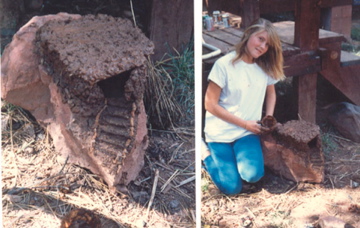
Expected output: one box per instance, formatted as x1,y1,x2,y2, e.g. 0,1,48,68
1,13,154,192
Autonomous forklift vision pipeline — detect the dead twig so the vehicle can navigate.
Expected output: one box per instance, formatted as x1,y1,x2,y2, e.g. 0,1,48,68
161,170,180,192
129,0,137,27
147,169,159,218
58,156,69,175
327,133,352,142
245,206,259,228
168,142,184,164
158,176,193,199
284,183,299,194
174,176,195,188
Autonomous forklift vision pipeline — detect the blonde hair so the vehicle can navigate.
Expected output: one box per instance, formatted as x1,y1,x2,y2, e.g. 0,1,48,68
232,18,285,80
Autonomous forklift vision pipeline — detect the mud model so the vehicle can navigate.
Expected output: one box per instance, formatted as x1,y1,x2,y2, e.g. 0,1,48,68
1,13,154,191
261,120,325,183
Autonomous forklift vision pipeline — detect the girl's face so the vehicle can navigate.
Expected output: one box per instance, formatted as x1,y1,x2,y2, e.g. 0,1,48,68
243,30,269,63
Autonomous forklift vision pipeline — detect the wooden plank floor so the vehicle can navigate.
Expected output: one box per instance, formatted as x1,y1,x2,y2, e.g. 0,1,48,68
203,20,345,59
340,50,360,66
204,26,301,57
273,21,345,45
202,22,320,76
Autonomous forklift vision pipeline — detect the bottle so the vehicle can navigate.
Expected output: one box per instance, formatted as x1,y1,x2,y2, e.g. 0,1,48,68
205,16,214,31
213,11,220,24
222,13,229,28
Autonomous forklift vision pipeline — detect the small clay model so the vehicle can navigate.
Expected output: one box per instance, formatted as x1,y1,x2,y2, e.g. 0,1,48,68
258,115,277,134
60,209,101,228
261,115,277,129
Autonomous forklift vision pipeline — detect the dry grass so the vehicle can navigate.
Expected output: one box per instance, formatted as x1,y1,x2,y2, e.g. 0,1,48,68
1,101,195,228
144,42,194,130
145,57,183,130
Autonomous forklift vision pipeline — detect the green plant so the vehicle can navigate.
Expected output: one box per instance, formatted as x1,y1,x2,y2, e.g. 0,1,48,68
201,177,210,192
341,42,360,54
144,59,182,129
321,131,338,155
266,210,293,228
164,41,194,118
351,26,360,41
144,41,194,129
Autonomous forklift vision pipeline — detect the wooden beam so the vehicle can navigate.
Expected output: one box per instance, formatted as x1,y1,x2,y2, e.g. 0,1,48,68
149,0,193,61
294,0,321,51
320,0,352,8
260,0,295,14
284,52,321,77
293,0,321,123
258,0,352,15
319,43,360,105
320,64,360,106
240,0,260,28
294,74,317,123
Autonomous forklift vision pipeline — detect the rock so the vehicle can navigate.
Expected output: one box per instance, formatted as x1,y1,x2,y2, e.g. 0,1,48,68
318,216,352,228
1,115,9,132
169,199,180,209
261,120,325,183
218,219,229,227
20,123,36,140
132,191,149,205
24,147,35,154
1,13,82,119
1,13,154,191
328,102,360,143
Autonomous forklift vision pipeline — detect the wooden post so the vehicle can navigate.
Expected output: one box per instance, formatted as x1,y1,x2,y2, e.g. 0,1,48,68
294,74,317,122
240,0,260,28
294,0,320,50
293,0,321,123
149,0,194,61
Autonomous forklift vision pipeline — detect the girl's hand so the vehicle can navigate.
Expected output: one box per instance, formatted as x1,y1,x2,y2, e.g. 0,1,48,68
258,115,277,134
243,120,266,134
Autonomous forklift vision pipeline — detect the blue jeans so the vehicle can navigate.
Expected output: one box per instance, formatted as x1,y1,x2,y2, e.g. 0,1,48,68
203,134,264,195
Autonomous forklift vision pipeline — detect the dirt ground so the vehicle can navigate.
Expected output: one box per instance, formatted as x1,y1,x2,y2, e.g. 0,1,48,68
201,142,360,228
1,106,195,227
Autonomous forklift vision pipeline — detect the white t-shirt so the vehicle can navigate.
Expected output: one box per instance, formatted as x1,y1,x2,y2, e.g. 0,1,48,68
204,51,278,143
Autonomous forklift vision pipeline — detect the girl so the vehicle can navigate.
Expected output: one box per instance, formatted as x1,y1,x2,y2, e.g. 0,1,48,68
202,18,285,195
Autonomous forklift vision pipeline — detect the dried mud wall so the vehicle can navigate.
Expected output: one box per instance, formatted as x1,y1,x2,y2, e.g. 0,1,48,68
1,13,154,191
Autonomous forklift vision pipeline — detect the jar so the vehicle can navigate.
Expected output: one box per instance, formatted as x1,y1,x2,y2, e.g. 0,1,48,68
213,11,220,23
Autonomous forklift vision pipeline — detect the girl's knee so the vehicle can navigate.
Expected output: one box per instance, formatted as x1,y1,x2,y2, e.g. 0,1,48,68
220,181,242,195
242,169,264,183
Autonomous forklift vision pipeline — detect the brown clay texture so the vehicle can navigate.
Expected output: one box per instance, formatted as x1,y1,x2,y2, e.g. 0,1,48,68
261,115,277,128
2,13,154,190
